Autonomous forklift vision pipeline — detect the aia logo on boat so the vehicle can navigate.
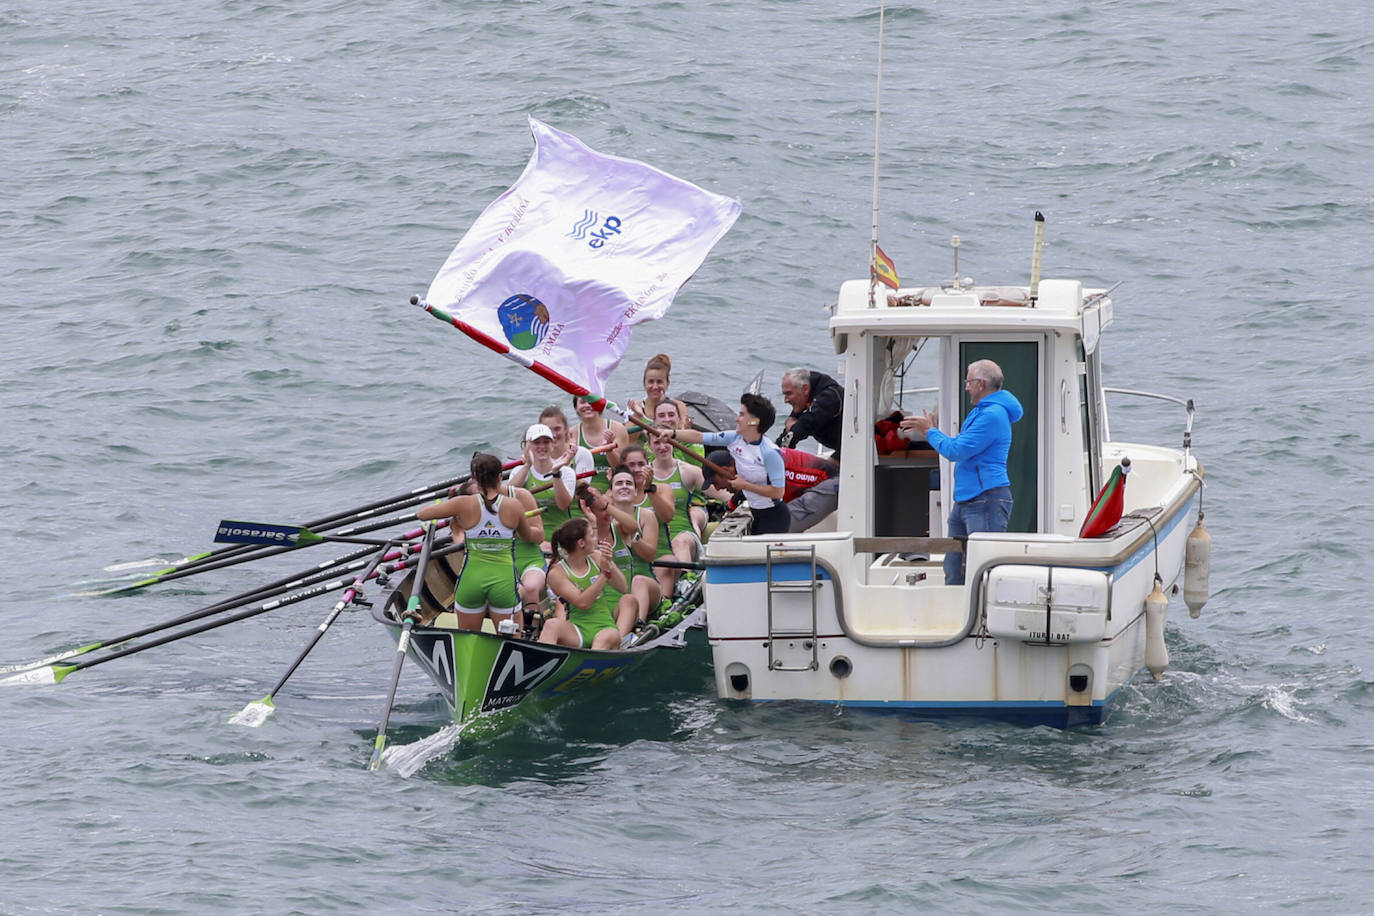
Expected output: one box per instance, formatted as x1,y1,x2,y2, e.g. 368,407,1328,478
498,293,550,351
566,210,623,250
483,642,568,713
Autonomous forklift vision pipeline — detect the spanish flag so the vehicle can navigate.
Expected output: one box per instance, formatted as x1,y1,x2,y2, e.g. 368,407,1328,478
872,244,900,290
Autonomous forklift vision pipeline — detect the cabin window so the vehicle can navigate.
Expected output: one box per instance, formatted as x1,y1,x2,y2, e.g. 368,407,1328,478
866,336,1040,536
870,335,939,538
1079,342,1103,498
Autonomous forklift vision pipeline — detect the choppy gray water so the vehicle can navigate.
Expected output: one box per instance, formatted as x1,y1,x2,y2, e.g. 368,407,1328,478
4,1,1374,911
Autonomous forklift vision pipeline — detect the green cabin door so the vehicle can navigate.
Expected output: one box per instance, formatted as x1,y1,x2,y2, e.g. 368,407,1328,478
958,341,1038,534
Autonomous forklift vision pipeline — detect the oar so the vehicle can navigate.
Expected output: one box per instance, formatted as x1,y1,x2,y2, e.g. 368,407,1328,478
650,558,707,570
3,541,462,687
7,530,449,675
229,539,401,727
104,461,519,587
85,506,449,596
368,522,438,771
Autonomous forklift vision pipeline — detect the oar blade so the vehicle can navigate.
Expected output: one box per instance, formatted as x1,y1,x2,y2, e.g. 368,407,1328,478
214,520,317,547
228,696,276,728
2,665,60,686
0,643,100,675
73,575,165,598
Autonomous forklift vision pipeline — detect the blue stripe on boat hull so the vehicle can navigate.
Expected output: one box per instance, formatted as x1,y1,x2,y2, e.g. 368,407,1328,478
737,685,1128,729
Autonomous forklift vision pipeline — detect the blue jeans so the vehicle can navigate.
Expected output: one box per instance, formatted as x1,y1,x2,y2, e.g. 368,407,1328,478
944,486,1012,586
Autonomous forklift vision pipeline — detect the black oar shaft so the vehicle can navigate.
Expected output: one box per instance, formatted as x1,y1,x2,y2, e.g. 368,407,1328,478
121,509,435,591
262,541,399,698
65,542,465,677
164,472,478,575
367,523,438,771
84,535,447,655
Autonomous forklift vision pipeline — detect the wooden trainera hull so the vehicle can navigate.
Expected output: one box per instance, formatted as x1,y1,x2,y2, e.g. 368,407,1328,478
371,554,704,728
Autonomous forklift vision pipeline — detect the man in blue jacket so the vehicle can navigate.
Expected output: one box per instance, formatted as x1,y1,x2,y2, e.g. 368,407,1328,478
901,359,1023,586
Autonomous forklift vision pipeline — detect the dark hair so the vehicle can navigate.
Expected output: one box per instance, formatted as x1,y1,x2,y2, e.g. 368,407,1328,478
550,517,591,561
609,463,637,483
740,392,776,434
470,452,504,511
621,443,648,464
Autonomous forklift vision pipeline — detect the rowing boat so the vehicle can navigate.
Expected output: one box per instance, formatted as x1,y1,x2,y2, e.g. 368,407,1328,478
369,546,704,731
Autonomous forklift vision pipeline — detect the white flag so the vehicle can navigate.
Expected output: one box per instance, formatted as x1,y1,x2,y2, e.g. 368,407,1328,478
424,118,741,394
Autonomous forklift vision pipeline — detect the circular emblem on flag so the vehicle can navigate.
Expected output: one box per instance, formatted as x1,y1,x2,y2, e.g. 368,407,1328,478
498,294,551,351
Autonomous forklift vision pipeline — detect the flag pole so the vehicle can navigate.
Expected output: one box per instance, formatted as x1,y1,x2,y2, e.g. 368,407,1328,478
411,296,638,424
868,2,887,309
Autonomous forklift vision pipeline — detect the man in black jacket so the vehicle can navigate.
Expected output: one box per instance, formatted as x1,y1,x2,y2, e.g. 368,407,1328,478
776,367,844,456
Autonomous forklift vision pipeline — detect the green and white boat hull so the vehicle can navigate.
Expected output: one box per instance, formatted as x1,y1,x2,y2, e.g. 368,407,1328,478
370,555,703,727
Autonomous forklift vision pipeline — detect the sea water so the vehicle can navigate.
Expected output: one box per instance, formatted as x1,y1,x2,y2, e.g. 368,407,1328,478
3,0,1373,910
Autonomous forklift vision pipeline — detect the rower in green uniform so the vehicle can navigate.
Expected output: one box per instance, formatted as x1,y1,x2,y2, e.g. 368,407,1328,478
571,395,628,491
539,518,629,651
417,452,542,633
585,464,662,634
509,422,578,618
647,401,708,598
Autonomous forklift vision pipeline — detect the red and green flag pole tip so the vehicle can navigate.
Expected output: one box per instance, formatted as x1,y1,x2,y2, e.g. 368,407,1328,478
412,296,612,415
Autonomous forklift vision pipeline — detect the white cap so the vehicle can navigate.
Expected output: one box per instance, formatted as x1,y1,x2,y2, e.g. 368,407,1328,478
525,423,554,442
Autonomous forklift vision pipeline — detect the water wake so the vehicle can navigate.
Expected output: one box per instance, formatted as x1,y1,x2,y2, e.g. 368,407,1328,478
382,724,467,777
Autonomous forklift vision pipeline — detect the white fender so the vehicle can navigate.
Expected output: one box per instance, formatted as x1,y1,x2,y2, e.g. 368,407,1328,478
1184,511,1211,618
1144,575,1169,681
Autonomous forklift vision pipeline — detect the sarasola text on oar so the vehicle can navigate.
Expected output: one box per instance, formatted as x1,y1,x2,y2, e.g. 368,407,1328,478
216,525,296,543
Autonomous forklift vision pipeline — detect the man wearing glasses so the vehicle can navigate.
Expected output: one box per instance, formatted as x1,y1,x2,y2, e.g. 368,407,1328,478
900,359,1023,586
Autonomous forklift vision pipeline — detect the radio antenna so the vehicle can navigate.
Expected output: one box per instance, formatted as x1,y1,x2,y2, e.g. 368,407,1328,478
867,3,887,309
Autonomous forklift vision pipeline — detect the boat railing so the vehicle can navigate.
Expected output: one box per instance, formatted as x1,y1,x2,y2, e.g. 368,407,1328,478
1102,386,1194,457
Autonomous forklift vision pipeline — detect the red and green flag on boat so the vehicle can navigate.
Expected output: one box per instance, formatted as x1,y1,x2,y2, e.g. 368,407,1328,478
416,118,741,405
1079,458,1130,538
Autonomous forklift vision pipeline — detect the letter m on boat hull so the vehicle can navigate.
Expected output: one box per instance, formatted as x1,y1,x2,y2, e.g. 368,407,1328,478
483,642,568,713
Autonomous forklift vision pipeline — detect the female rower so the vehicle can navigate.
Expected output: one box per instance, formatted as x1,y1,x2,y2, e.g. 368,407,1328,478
508,422,577,619
619,443,675,526
538,518,628,651
417,452,543,632
664,392,789,535
648,401,707,597
571,395,629,491
580,469,662,634
539,405,594,477
627,353,692,432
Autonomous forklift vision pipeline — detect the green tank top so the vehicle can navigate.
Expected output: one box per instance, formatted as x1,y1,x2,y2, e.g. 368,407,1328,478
577,426,613,491
507,485,547,573
653,463,697,554
608,511,654,590
526,467,574,532
559,556,620,622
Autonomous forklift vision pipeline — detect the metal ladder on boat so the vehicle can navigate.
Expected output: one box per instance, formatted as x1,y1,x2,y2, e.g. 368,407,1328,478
765,543,821,672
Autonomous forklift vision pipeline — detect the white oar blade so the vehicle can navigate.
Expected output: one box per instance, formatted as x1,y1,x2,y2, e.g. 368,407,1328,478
229,698,275,728
1,666,58,686
0,648,84,675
